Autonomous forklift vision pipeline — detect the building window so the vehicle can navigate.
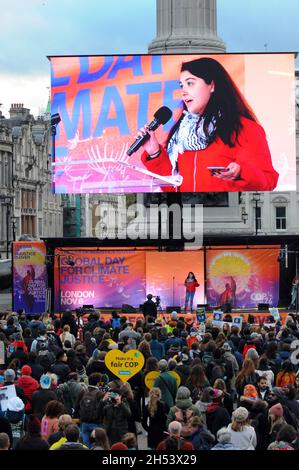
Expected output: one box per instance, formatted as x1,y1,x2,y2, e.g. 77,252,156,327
38,192,42,210
38,218,43,237
275,206,286,230
15,190,20,208
255,206,261,230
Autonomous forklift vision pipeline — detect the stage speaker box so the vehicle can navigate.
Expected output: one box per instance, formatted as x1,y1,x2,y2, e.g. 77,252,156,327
258,303,269,311
197,304,209,309
121,304,137,313
82,305,94,309
166,306,181,313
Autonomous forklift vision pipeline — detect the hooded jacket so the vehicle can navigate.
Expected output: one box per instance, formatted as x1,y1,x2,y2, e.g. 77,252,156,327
17,375,39,411
4,409,27,448
166,398,200,427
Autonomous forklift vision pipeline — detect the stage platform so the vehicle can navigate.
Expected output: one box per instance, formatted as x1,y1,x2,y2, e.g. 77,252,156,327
57,307,296,326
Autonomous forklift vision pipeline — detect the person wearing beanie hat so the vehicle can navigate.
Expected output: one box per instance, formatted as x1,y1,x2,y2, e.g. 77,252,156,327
211,426,240,450
154,360,177,408
226,407,257,450
166,386,201,433
21,365,32,376
4,369,16,382
268,402,287,443
269,403,284,417
110,441,128,450
31,375,57,421
242,384,259,400
17,365,39,413
205,387,231,438
15,414,49,450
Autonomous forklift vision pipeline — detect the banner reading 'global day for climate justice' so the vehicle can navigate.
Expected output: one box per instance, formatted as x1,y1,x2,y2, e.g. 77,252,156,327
50,53,296,194
13,242,47,314
54,249,146,311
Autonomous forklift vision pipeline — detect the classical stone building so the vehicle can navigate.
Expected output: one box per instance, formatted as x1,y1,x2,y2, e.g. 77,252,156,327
0,104,63,258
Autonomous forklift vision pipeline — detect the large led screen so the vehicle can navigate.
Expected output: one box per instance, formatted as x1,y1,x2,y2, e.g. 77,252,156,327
50,53,296,194
206,245,280,309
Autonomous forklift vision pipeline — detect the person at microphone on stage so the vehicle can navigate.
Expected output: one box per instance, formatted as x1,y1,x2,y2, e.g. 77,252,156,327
137,57,278,192
184,272,199,312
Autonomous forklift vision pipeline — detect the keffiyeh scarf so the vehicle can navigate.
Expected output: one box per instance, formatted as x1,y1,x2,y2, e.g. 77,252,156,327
167,111,217,174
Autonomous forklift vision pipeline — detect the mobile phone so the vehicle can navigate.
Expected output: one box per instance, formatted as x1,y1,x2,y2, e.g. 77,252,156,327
207,166,227,171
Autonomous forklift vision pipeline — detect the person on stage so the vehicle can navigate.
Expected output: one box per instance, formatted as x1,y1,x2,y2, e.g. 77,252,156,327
288,275,299,310
219,277,236,308
138,57,278,192
184,272,199,312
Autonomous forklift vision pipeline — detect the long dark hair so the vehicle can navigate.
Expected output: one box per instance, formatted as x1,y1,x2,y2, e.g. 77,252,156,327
185,272,198,283
167,57,257,148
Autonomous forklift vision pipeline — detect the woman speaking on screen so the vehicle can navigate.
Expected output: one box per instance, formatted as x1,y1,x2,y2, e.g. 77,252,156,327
138,57,279,192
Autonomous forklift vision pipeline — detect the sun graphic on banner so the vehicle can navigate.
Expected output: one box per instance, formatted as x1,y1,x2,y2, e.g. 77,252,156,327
209,253,251,294
14,246,46,278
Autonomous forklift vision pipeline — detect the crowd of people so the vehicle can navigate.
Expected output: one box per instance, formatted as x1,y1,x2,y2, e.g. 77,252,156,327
0,307,299,451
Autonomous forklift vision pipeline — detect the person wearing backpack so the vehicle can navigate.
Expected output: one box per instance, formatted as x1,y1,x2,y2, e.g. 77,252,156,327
221,342,239,396
166,386,201,438
56,372,87,416
74,372,104,448
207,348,234,391
153,359,178,408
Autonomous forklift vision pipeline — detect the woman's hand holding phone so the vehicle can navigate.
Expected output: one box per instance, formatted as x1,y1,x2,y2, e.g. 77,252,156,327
208,162,241,180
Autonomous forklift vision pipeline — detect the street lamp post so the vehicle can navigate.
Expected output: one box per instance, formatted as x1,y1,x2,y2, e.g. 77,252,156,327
6,202,10,258
252,192,261,236
0,195,14,258
241,208,248,224
11,216,17,242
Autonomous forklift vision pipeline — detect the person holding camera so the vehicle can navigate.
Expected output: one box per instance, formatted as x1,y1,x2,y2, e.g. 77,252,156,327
99,389,131,445
142,294,158,320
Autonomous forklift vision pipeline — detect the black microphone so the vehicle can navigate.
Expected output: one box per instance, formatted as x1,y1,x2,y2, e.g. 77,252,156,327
127,106,172,156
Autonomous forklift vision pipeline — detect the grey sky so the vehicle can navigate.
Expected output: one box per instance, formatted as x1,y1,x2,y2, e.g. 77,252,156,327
0,0,298,115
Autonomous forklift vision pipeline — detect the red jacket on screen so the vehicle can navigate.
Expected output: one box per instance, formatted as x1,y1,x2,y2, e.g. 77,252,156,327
141,118,279,192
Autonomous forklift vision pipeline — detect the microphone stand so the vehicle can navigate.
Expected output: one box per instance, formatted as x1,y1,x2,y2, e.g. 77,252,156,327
172,276,175,306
